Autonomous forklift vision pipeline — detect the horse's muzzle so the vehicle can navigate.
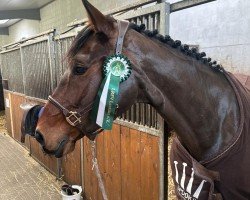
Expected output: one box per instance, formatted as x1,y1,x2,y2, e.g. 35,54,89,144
20,104,43,143
41,138,68,158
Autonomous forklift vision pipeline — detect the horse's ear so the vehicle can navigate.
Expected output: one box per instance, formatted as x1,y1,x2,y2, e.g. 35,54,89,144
82,0,113,34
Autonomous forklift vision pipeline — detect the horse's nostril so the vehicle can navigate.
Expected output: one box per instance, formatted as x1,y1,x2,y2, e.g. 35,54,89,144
35,131,45,145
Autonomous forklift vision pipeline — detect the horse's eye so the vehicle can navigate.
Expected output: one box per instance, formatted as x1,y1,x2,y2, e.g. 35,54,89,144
73,67,87,75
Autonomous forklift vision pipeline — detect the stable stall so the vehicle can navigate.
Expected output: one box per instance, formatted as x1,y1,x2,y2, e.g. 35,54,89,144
0,2,169,199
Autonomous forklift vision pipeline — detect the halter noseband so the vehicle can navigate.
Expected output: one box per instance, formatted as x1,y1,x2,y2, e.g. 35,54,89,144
48,20,130,135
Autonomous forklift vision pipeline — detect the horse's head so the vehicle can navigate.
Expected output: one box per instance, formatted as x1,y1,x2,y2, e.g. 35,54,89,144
30,0,147,157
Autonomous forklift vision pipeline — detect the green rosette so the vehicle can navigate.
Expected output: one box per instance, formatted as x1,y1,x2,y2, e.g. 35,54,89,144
91,54,132,130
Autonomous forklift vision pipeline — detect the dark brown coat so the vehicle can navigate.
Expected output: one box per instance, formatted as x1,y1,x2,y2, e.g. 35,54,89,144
171,73,250,200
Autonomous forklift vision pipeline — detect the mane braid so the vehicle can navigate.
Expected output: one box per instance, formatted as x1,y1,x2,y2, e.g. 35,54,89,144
130,23,224,73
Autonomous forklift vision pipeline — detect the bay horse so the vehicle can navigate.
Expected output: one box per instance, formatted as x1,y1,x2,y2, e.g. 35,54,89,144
21,0,250,199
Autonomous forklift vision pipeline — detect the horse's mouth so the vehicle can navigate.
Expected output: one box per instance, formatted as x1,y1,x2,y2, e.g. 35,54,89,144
42,138,68,158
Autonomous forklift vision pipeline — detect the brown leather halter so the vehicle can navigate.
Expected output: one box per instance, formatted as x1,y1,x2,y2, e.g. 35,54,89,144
48,20,130,135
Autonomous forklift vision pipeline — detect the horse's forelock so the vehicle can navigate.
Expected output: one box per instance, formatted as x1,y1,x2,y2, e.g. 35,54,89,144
67,25,94,64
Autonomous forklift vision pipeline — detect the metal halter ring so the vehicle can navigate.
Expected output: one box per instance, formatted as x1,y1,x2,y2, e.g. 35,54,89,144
66,111,82,127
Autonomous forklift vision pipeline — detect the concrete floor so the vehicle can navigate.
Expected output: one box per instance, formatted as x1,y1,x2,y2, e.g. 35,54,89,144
0,117,63,199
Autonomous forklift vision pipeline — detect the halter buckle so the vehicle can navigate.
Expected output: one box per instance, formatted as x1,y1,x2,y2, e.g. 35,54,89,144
66,111,81,127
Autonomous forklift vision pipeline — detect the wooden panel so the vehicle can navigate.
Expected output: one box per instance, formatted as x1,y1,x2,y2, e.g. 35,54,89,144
121,126,141,200
140,132,160,200
9,93,26,145
84,125,123,200
83,136,98,200
96,131,105,200
61,139,81,185
29,137,58,174
101,124,121,200
3,90,12,136
83,123,160,200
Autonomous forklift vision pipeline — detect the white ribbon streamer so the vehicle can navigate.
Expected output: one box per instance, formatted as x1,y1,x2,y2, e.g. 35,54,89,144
96,73,111,127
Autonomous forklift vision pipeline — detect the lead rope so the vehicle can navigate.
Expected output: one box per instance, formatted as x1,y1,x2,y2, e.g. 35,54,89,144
90,140,108,200
89,20,129,200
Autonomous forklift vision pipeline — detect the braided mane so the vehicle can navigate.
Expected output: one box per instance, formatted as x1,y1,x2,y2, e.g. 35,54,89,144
130,23,224,73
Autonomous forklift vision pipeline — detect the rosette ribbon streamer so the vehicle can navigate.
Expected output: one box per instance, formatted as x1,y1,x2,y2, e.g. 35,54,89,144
91,54,131,130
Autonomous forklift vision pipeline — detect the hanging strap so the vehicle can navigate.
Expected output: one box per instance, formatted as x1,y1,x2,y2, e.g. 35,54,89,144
116,20,130,54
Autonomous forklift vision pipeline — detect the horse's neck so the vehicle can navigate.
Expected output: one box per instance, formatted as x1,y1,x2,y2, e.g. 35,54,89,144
135,38,240,161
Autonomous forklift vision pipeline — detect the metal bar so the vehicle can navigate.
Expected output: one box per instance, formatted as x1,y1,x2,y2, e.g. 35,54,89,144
122,110,126,120
2,29,55,49
55,38,62,87
48,34,56,91
149,14,153,31
142,15,148,29
170,0,216,13
20,46,26,98
8,93,14,138
159,2,169,198
157,114,165,200
160,2,170,35
19,36,48,48
116,3,163,21
114,119,161,136
107,0,158,16
67,0,158,27
56,158,63,180
141,103,145,125
136,103,140,123
146,104,151,127
131,104,135,123
80,138,84,188
25,96,47,104
149,106,153,127
2,80,8,90
137,16,142,25
54,31,77,40
154,12,159,30
126,109,130,121
0,47,20,54
153,108,157,129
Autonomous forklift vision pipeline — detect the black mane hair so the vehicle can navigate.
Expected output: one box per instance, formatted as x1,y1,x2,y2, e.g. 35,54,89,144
66,22,224,73
67,25,94,62
129,23,224,73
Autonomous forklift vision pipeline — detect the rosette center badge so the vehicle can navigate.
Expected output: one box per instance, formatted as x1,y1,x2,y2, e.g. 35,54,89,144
104,55,132,82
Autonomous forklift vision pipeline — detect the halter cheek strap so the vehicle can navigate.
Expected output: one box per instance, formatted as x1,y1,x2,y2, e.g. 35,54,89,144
116,20,130,54
48,20,130,134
